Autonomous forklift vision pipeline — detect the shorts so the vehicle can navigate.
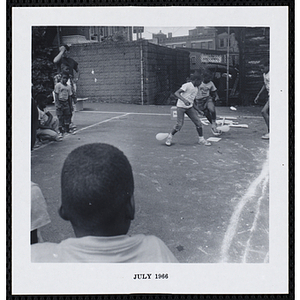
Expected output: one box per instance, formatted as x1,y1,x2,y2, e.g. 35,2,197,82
195,96,214,111
56,99,72,116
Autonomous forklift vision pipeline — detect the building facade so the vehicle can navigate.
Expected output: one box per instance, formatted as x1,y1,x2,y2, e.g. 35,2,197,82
53,26,134,45
150,27,239,53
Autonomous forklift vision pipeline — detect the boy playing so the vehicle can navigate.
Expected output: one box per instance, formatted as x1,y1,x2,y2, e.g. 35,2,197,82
165,74,211,146
194,71,222,136
35,93,62,143
254,58,270,139
54,71,75,135
31,143,178,263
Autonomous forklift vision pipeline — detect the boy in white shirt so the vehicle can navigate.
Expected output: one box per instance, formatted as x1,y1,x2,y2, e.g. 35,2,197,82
36,94,62,142
31,143,178,263
165,74,211,146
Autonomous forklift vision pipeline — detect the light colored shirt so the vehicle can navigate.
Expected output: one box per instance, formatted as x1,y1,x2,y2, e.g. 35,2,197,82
31,234,179,263
176,82,198,109
263,72,270,95
196,81,217,99
31,182,51,231
54,82,72,101
37,107,49,126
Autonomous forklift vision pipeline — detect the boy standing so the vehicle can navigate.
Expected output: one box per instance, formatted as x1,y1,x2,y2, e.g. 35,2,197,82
31,143,178,263
53,45,79,103
195,71,221,136
54,72,75,135
53,45,79,130
165,74,211,146
254,58,270,139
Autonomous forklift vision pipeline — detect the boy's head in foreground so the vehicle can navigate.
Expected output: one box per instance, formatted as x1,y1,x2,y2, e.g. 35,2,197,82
59,143,135,238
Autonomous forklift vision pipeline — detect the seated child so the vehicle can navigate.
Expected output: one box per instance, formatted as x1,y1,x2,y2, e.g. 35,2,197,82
194,71,222,136
31,182,51,244
31,143,178,263
35,93,62,142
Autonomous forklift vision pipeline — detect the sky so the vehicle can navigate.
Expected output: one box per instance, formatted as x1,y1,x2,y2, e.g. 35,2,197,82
141,27,196,40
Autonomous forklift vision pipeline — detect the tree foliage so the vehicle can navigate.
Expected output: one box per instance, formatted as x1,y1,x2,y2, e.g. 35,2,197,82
32,27,55,99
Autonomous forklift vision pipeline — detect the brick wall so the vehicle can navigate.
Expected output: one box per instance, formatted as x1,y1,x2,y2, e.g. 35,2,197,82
69,40,190,105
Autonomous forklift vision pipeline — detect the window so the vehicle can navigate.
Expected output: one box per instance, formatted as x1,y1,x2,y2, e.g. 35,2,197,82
208,41,213,49
201,42,207,49
190,56,196,65
192,43,196,48
219,39,224,47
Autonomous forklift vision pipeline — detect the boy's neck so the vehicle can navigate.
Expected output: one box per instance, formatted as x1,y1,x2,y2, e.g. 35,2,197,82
72,222,131,238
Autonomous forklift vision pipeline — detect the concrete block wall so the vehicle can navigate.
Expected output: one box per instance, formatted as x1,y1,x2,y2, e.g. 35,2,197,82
143,42,190,104
70,40,190,104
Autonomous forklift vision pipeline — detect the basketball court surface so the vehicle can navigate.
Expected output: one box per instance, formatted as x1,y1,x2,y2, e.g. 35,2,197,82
31,103,269,263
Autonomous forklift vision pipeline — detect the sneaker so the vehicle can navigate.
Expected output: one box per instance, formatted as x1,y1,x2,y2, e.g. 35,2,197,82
33,141,42,149
56,133,63,141
198,137,211,146
165,134,172,146
69,122,77,130
67,128,76,135
261,133,269,140
211,127,222,136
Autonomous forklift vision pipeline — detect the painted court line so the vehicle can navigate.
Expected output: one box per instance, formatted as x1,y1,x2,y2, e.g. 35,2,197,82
75,113,129,133
242,175,269,263
220,154,269,263
32,113,129,151
48,108,261,119
48,109,169,116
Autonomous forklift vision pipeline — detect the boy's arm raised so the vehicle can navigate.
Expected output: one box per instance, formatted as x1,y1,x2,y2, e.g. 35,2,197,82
53,46,66,64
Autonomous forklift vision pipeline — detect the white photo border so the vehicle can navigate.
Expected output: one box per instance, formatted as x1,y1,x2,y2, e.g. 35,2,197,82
11,5,290,295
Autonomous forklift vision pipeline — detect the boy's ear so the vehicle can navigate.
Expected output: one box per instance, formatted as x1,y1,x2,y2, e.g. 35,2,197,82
58,205,69,221
126,195,135,220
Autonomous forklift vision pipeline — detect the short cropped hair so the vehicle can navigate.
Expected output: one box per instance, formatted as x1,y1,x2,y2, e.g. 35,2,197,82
190,73,201,81
61,71,69,78
61,143,134,230
203,71,212,80
35,93,48,105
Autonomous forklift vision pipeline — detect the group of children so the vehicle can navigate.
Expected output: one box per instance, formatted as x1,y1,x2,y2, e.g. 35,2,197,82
165,71,221,147
166,58,270,146
33,72,75,146
31,58,270,262
33,45,79,146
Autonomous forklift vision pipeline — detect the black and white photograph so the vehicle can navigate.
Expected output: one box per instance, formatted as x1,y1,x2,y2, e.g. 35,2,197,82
11,5,290,296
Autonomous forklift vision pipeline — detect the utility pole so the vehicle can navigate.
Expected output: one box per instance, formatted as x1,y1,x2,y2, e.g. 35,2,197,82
226,27,230,106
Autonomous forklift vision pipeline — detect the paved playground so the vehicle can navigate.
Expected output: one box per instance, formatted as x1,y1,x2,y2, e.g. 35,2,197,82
31,102,269,263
